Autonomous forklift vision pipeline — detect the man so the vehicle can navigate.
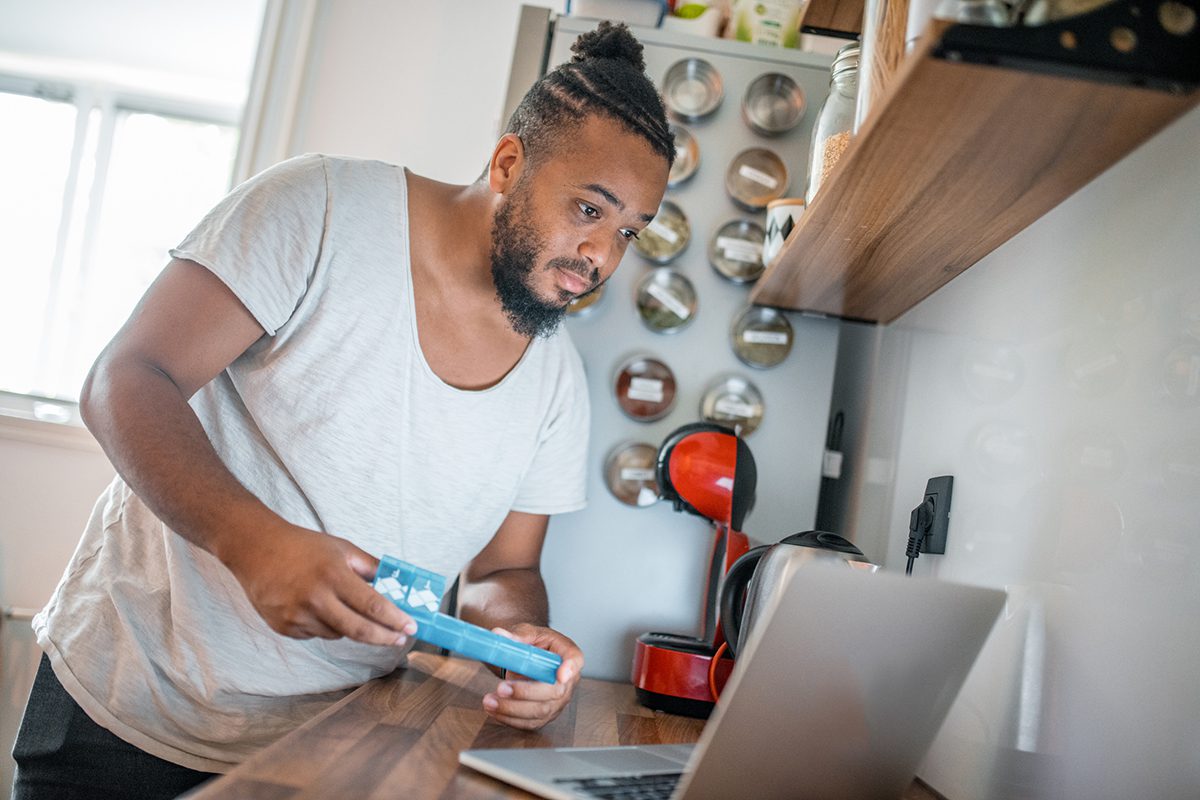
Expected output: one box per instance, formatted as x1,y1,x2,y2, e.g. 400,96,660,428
12,21,673,800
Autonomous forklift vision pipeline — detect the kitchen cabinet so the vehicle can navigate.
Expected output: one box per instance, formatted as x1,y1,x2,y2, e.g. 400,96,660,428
750,7,1200,324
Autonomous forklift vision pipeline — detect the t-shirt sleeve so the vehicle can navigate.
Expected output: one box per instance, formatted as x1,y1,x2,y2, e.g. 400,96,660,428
169,154,328,336
510,346,590,515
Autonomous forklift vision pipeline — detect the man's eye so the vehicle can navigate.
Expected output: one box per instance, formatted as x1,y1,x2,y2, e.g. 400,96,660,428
578,202,600,218
621,229,640,241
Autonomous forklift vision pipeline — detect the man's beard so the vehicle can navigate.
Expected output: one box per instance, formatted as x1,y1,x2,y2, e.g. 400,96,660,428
490,190,599,339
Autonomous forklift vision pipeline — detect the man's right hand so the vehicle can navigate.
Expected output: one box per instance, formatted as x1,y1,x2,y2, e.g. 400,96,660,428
80,258,416,649
220,522,417,646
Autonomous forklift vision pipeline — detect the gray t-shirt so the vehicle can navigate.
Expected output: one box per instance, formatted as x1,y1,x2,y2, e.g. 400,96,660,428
33,154,590,772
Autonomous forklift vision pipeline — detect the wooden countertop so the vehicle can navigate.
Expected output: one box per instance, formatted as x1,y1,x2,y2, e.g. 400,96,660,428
185,652,942,799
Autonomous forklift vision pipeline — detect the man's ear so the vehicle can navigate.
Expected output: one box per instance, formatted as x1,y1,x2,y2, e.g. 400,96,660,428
488,133,526,194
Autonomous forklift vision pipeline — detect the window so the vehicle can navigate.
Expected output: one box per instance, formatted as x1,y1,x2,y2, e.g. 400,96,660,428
0,2,265,405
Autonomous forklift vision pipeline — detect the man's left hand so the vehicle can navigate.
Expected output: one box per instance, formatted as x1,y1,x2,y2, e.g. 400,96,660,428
481,623,584,730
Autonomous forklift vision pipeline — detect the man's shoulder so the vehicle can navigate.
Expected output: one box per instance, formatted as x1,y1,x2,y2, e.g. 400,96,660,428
257,153,403,193
314,154,404,180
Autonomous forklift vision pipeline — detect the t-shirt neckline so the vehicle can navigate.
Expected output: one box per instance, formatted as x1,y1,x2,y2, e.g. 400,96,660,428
399,167,539,396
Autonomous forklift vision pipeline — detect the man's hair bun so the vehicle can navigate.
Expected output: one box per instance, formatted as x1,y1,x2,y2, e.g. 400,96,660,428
570,20,646,72
503,18,674,168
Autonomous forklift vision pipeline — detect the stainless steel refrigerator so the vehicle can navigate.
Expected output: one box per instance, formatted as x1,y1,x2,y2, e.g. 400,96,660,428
505,8,842,680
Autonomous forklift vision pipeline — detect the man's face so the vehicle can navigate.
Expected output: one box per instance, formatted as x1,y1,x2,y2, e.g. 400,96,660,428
490,115,669,338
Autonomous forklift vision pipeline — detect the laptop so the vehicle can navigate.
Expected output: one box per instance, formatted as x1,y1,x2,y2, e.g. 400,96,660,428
459,562,1005,800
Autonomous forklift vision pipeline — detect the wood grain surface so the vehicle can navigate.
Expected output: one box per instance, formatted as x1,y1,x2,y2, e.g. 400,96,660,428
856,0,910,127
802,0,866,37
750,19,1200,323
184,653,943,799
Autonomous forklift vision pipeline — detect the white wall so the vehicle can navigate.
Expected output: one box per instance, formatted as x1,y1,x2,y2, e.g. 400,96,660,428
0,422,115,794
840,105,1200,798
287,0,565,182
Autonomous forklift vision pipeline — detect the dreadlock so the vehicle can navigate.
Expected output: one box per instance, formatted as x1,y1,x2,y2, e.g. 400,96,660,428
504,21,676,169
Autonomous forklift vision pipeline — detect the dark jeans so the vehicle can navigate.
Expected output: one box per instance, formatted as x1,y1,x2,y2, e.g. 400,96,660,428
11,654,218,800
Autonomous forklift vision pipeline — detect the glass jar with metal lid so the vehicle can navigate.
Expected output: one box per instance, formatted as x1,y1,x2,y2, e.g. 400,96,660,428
725,147,789,212
709,219,766,283
730,306,794,368
632,200,690,264
635,268,698,334
613,354,677,422
700,374,765,436
603,441,661,507
662,58,724,121
805,41,860,204
742,72,806,136
668,124,700,187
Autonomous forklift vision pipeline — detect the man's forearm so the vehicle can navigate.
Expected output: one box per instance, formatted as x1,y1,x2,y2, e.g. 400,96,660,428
81,358,280,565
456,567,550,631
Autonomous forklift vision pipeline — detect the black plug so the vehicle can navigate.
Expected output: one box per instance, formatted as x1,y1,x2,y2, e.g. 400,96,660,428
905,475,953,576
905,499,935,575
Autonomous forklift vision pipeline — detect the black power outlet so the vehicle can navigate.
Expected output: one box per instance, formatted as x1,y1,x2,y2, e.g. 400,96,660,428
920,476,953,555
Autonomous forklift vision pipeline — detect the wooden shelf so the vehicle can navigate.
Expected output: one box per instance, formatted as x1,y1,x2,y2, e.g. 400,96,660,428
801,0,863,38
750,18,1200,324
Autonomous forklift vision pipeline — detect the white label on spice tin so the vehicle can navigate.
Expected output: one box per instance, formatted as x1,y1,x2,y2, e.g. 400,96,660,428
646,282,691,319
646,219,679,244
627,377,664,403
714,397,757,418
716,237,763,264
743,330,789,346
737,164,779,190
620,467,657,482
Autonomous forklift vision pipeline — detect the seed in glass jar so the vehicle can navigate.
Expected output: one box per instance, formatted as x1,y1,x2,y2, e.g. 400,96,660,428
821,132,851,184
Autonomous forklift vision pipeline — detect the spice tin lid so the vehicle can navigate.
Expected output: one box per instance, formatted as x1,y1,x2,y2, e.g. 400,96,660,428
604,441,661,507
632,200,690,264
731,306,794,368
709,219,766,283
566,283,605,317
742,72,806,136
700,374,764,436
635,268,698,334
725,148,789,211
668,123,700,187
613,354,677,422
662,58,724,121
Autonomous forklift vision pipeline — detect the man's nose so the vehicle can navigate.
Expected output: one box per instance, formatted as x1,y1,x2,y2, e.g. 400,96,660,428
578,232,615,274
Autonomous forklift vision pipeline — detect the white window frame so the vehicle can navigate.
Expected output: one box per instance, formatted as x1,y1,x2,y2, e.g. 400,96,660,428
0,73,240,397
0,0,318,443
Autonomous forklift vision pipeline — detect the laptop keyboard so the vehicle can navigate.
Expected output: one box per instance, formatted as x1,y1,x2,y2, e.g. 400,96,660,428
553,772,683,800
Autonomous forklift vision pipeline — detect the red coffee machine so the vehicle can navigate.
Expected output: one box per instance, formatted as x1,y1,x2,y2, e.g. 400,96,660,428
631,422,757,718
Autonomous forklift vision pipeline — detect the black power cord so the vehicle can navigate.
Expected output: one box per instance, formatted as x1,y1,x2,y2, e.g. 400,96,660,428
905,498,936,576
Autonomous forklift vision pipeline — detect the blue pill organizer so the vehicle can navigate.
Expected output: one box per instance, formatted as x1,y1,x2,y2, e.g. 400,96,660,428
372,555,562,684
